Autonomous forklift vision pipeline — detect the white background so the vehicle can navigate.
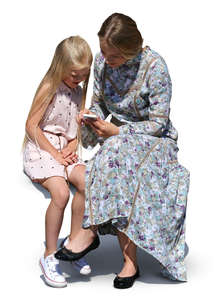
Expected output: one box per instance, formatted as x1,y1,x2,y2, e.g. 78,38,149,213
0,0,213,299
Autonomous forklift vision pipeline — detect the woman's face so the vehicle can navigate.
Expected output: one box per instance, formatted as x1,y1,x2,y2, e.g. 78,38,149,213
100,39,127,68
63,67,90,89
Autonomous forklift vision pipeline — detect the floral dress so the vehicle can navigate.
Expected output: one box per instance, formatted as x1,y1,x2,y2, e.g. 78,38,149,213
81,47,190,281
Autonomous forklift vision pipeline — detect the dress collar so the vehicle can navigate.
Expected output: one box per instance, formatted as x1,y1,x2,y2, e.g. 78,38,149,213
58,81,80,93
123,46,150,66
103,46,150,70
124,52,142,66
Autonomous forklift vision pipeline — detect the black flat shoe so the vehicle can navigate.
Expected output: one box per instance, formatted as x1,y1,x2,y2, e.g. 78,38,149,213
54,235,100,262
113,267,140,289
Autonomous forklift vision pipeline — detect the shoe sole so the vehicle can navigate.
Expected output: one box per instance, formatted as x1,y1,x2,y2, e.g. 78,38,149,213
39,260,67,288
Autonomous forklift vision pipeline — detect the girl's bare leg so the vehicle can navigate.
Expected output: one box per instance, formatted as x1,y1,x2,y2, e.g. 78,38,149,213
41,176,70,258
68,165,85,239
65,165,96,252
117,230,138,277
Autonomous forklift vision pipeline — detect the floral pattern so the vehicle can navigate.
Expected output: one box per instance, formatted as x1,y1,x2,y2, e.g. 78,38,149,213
81,47,190,281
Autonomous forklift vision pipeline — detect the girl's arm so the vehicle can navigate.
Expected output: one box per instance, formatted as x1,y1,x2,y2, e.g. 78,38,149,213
61,137,78,158
25,84,68,166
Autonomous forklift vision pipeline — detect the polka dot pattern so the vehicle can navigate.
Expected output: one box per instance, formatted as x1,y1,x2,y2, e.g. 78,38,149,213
23,82,85,181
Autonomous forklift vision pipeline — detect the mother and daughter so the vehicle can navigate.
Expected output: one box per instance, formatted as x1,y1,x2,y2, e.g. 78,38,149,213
23,13,190,289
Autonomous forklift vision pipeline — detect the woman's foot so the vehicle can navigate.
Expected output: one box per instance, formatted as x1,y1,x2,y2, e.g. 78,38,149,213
39,254,67,288
55,230,100,262
116,230,138,286
113,266,140,289
59,236,92,275
66,229,95,253
117,261,138,278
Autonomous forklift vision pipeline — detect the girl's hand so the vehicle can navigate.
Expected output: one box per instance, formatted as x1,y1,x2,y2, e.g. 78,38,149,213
61,138,78,158
53,151,69,166
61,146,72,158
89,118,119,138
76,109,95,125
65,153,79,165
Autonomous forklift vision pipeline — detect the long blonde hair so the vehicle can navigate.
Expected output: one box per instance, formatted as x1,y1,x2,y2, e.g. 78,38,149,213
23,35,93,149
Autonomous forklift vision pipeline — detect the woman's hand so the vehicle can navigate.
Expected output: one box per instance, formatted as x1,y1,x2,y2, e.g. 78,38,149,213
88,118,119,138
76,109,94,125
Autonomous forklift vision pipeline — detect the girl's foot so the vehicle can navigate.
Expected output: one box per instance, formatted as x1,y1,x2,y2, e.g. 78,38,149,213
72,258,91,275
39,254,67,288
62,237,91,275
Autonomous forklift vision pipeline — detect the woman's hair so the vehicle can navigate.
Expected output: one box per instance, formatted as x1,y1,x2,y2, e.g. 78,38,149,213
98,13,143,59
23,36,93,148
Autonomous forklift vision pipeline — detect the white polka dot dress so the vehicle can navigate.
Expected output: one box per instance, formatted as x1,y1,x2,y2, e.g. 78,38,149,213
23,82,85,182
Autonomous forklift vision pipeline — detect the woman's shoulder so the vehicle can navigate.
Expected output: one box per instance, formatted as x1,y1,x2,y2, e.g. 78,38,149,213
94,52,105,68
146,47,169,71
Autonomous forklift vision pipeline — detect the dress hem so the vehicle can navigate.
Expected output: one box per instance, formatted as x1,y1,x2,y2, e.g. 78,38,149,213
23,161,86,183
83,216,187,282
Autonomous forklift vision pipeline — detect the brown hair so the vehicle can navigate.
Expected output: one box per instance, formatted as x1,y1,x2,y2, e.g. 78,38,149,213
98,13,143,59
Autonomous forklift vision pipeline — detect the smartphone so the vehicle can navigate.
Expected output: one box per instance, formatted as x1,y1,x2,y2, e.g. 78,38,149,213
83,114,97,120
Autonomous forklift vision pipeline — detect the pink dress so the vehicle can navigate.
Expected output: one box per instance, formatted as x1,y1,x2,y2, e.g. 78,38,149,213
23,82,85,182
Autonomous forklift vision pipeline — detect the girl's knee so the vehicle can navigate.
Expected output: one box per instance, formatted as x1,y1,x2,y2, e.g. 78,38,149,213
69,165,85,193
51,187,70,210
75,179,85,194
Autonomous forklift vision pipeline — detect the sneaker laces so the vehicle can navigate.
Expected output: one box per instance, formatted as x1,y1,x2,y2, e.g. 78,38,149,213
46,255,62,276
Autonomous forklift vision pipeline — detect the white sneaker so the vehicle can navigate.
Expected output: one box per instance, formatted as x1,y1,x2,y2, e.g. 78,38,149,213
63,237,91,275
72,258,91,275
39,254,67,288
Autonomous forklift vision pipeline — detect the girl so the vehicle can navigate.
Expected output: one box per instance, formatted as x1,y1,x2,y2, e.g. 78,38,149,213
23,36,93,288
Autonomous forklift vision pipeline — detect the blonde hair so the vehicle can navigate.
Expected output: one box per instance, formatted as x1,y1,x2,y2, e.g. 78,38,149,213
98,13,143,59
23,36,93,149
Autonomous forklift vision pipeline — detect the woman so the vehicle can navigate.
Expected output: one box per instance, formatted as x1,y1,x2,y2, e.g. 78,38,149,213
55,13,190,288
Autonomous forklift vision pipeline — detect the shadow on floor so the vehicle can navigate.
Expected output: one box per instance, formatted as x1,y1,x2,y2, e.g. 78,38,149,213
55,235,187,285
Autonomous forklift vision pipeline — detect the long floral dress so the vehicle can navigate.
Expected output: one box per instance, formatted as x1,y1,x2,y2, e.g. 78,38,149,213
81,47,190,281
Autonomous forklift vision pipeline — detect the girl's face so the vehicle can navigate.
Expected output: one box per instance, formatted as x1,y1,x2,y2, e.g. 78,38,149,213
63,67,90,88
100,39,127,68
